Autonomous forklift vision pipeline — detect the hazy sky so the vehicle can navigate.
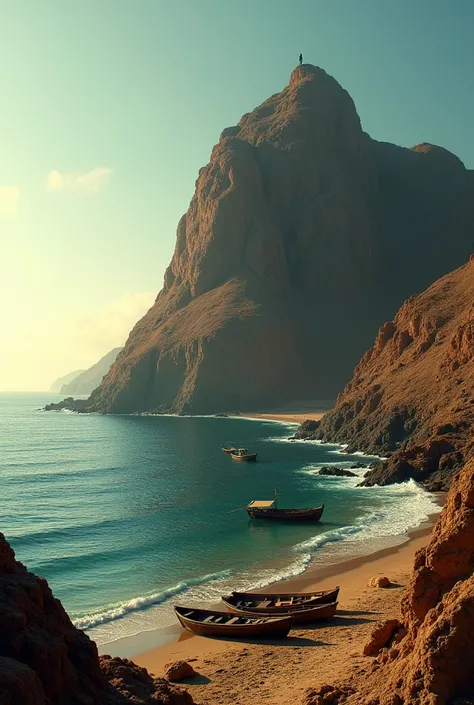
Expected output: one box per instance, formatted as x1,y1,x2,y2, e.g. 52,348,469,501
1,1,474,390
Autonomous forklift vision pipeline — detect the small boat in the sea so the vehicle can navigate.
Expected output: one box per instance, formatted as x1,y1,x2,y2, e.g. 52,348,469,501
230,587,340,608
220,597,338,624
174,606,293,638
246,489,324,521
221,443,236,454
230,448,258,462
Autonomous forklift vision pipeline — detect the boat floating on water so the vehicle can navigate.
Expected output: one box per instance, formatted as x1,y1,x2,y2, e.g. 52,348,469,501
246,489,324,521
221,597,338,624
174,605,293,638
229,587,340,608
221,443,236,454
231,448,258,462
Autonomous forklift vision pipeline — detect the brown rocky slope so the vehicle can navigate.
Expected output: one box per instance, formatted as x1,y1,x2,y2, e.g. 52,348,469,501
297,257,474,490
83,64,474,414
0,533,193,704
310,454,474,705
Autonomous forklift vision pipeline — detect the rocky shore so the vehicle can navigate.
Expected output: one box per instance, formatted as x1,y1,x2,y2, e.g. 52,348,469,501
0,533,194,704
294,258,474,492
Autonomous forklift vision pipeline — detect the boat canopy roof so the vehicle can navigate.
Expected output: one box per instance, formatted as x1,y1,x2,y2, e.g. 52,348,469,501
247,500,275,509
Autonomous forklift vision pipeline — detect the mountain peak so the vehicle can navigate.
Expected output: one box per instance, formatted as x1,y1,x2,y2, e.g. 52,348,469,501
85,68,473,415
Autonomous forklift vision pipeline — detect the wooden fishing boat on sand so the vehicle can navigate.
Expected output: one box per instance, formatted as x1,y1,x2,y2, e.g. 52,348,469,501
246,489,324,521
231,448,258,462
221,443,236,454
221,597,338,624
230,587,340,608
174,606,293,638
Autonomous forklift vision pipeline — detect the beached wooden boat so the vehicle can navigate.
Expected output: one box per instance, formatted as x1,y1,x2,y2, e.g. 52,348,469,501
221,443,236,454
221,598,338,624
246,490,324,521
230,587,340,608
231,448,258,462
174,606,293,638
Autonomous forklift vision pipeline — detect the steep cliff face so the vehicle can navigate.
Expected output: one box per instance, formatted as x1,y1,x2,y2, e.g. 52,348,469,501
88,64,474,414
0,533,193,704
335,458,474,705
306,258,474,489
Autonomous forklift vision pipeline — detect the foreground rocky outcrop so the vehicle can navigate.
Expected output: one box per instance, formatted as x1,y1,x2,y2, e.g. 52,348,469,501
298,257,474,490
68,63,473,415
310,456,474,705
0,533,193,704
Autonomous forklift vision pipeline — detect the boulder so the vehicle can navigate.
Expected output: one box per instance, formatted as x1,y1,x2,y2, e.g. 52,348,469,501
363,620,402,656
368,576,391,589
164,661,197,682
101,655,194,703
318,467,357,477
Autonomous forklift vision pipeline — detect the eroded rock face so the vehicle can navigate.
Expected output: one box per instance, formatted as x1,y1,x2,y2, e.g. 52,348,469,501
309,257,474,490
0,534,193,705
337,457,474,705
362,619,401,656
84,64,473,415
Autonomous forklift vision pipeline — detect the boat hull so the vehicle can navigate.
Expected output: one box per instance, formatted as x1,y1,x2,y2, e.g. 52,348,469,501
231,453,258,462
174,606,293,638
247,503,324,521
221,600,338,624
230,587,340,607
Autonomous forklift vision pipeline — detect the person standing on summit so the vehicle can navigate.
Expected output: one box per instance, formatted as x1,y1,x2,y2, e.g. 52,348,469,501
299,53,303,65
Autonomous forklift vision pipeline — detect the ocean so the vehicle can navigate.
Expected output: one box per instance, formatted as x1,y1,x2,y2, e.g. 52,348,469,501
1,392,440,647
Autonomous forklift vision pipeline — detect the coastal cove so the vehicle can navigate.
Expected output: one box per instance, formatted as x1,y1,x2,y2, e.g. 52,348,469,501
2,393,441,651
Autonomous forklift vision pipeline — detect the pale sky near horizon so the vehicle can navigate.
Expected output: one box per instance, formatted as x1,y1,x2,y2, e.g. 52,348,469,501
1,0,474,390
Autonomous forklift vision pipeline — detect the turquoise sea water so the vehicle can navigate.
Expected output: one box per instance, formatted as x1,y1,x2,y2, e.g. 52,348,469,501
1,392,440,646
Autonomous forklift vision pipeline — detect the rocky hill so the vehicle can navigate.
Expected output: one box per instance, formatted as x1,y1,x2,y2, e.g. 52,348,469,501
297,257,474,490
60,347,123,395
50,369,84,393
0,532,193,704
317,455,474,705
83,64,474,415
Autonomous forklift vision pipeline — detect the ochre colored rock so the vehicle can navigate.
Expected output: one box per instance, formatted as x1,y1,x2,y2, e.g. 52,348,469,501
308,257,474,490
101,655,194,704
363,620,401,655
82,64,474,416
164,660,197,682
368,576,391,589
338,458,474,704
401,458,474,627
0,533,193,705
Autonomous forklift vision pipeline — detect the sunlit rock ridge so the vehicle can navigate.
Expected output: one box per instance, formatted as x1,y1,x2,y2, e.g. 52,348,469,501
88,64,474,414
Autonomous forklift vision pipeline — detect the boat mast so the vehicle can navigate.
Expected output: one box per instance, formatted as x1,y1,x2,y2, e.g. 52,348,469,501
274,487,279,508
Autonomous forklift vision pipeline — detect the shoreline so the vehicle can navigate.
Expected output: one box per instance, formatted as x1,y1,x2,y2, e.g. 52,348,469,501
101,503,442,662
125,510,442,705
239,408,330,425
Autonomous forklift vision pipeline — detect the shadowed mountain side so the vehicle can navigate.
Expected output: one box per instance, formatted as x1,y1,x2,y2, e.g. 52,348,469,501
84,64,473,414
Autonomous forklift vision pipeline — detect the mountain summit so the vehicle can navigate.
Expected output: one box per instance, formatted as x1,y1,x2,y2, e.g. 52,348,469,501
88,65,474,414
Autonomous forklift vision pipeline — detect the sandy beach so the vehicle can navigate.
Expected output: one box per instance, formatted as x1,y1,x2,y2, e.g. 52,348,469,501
241,403,334,425
125,514,441,705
